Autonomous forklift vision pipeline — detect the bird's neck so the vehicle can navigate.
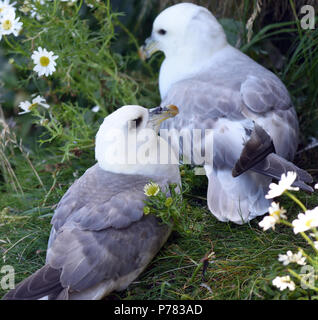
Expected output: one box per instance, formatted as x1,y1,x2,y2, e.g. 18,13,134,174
159,42,229,99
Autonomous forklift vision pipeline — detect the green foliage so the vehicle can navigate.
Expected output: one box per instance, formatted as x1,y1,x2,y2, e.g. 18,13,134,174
1,0,147,162
144,181,204,236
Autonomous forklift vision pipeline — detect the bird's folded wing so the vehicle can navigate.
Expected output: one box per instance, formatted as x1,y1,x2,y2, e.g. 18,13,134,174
4,164,174,299
161,79,243,122
45,164,172,291
161,71,297,168
2,265,63,300
240,74,291,113
51,164,151,232
48,164,175,294
47,214,170,293
3,215,170,299
162,68,293,123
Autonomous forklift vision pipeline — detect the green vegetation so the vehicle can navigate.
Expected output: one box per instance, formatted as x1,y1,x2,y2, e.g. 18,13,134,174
0,0,317,300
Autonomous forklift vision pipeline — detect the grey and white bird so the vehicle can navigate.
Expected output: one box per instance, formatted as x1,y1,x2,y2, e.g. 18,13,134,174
3,104,180,300
140,3,313,224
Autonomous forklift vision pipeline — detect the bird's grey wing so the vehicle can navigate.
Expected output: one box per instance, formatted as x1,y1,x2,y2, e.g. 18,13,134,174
2,265,62,300
48,214,170,294
5,165,174,299
161,79,254,168
46,166,175,295
162,70,294,123
47,164,149,249
51,164,149,233
161,79,244,124
240,74,299,160
4,215,170,300
240,74,292,113
161,70,298,167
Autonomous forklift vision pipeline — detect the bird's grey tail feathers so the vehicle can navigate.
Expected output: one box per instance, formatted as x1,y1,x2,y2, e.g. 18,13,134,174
2,264,63,300
233,123,313,192
252,153,313,192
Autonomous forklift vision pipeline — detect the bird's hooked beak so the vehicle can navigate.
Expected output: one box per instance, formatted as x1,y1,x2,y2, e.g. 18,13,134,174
148,105,179,132
138,36,160,61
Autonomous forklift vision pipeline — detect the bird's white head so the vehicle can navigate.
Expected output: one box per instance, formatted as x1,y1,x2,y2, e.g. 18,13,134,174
95,105,179,177
139,3,228,97
141,3,227,59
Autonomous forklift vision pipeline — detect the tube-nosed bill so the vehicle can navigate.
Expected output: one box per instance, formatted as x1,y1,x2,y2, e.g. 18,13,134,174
138,36,160,61
147,104,178,132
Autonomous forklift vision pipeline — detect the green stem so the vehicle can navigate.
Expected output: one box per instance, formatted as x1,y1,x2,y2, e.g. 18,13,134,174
298,247,315,265
75,0,83,15
288,268,318,293
284,190,307,212
312,228,318,241
3,35,28,56
189,262,203,284
3,35,15,50
300,231,318,254
279,219,293,228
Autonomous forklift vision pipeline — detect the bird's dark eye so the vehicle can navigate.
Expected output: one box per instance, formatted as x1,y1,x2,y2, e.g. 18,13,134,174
158,29,167,35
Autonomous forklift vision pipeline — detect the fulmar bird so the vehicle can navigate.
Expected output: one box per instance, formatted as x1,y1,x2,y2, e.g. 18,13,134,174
140,3,313,224
3,104,180,300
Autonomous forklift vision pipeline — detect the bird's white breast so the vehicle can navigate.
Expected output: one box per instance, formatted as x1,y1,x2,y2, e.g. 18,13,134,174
159,44,233,99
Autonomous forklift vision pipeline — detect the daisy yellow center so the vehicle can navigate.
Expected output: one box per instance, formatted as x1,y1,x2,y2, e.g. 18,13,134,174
270,210,281,218
39,56,50,67
2,20,12,31
305,219,314,228
29,103,38,111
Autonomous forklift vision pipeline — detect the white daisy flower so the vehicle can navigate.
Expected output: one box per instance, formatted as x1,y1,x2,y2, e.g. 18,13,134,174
0,0,16,17
278,250,306,266
0,9,22,40
292,251,307,265
292,206,318,234
258,215,277,231
258,202,287,231
314,241,318,250
272,275,295,291
31,47,58,77
265,171,299,199
315,183,318,190
268,201,287,220
18,95,50,115
91,105,100,113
